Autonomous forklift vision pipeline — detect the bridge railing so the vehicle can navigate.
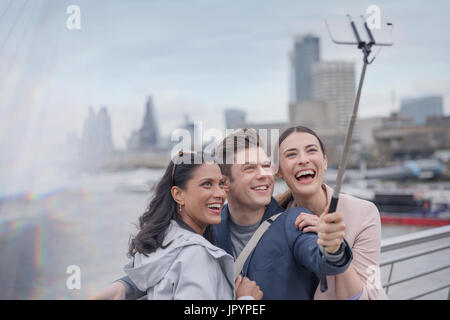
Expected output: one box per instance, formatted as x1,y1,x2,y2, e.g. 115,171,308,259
380,225,450,299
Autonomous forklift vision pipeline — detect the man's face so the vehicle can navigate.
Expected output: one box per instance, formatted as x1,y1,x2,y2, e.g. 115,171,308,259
227,147,275,210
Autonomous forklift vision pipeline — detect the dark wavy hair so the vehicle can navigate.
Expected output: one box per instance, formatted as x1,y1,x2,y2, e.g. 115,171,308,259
128,151,214,258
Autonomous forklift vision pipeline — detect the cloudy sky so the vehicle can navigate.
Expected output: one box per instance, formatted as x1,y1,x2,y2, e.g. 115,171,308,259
0,0,449,157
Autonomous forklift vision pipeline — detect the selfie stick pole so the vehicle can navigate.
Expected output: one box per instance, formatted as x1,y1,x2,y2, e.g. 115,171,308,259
320,16,376,293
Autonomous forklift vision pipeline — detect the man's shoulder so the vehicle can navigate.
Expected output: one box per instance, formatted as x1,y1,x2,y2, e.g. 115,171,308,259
282,207,313,223
262,197,289,220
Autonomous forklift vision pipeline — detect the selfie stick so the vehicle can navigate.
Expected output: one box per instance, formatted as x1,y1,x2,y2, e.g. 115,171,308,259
320,15,392,292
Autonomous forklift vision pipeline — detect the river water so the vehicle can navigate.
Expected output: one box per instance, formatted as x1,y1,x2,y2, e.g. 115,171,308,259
0,168,448,300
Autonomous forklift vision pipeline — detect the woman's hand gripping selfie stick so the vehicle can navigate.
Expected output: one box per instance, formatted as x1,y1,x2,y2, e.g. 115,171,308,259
319,14,393,292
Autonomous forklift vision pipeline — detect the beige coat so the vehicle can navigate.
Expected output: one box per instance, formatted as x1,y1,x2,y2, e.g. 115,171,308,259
289,184,388,300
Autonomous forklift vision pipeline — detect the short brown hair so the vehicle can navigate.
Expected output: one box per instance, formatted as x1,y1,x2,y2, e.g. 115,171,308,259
215,128,263,181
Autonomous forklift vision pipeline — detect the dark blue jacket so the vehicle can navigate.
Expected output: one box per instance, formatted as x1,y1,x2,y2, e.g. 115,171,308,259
212,197,353,300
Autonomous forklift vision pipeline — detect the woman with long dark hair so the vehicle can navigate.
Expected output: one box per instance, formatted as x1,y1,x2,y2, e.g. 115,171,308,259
125,151,262,300
276,126,387,300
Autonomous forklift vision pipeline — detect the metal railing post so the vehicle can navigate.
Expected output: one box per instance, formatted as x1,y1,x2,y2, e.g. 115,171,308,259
385,263,394,294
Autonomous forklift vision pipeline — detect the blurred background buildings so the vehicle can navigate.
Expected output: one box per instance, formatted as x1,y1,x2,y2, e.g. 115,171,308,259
70,32,449,172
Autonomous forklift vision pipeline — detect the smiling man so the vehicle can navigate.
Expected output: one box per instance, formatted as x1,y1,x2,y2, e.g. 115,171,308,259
211,129,352,299
213,134,276,259
91,128,353,300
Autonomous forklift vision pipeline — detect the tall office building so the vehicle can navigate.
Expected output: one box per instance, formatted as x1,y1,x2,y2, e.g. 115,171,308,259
81,106,114,156
289,59,357,167
400,95,443,125
312,61,356,134
225,108,247,129
97,106,114,151
289,34,320,103
139,96,160,146
128,96,160,150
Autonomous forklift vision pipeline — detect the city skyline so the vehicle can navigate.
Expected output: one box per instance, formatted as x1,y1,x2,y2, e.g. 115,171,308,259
0,0,449,158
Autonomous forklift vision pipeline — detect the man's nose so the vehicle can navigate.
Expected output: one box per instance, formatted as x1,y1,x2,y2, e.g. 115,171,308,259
256,165,273,177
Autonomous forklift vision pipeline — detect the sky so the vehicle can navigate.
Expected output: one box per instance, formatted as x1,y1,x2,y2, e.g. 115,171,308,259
0,0,449,161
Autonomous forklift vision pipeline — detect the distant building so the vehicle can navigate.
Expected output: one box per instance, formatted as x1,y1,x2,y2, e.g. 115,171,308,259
128,96,160,150
81,106,114,156
223,108,287,135
312,61,356,135
400,95,443,125
183,114,195,143
289,100,334,134
225,108,247,129
243,122,289,132
289,34,320,103
374,114,450,161
177,114,203,150
225,121,289,159
244,121,290,147
289,60,356,136
358,117,384,147
139,96,160,146
380,112,414,129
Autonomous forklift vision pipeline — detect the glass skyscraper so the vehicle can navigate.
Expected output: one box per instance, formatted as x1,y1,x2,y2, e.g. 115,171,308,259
400,95,443,125
289,34,320,102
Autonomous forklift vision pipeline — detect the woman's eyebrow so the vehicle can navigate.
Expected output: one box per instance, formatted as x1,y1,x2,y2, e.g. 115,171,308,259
199,177,222,182
305,144,319,149
282,147,297,154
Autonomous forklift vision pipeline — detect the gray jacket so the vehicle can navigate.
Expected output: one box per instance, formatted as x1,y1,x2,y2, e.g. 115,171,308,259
124,220,236,300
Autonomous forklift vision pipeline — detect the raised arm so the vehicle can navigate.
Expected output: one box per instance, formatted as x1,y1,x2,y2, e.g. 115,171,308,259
285,208,353,277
